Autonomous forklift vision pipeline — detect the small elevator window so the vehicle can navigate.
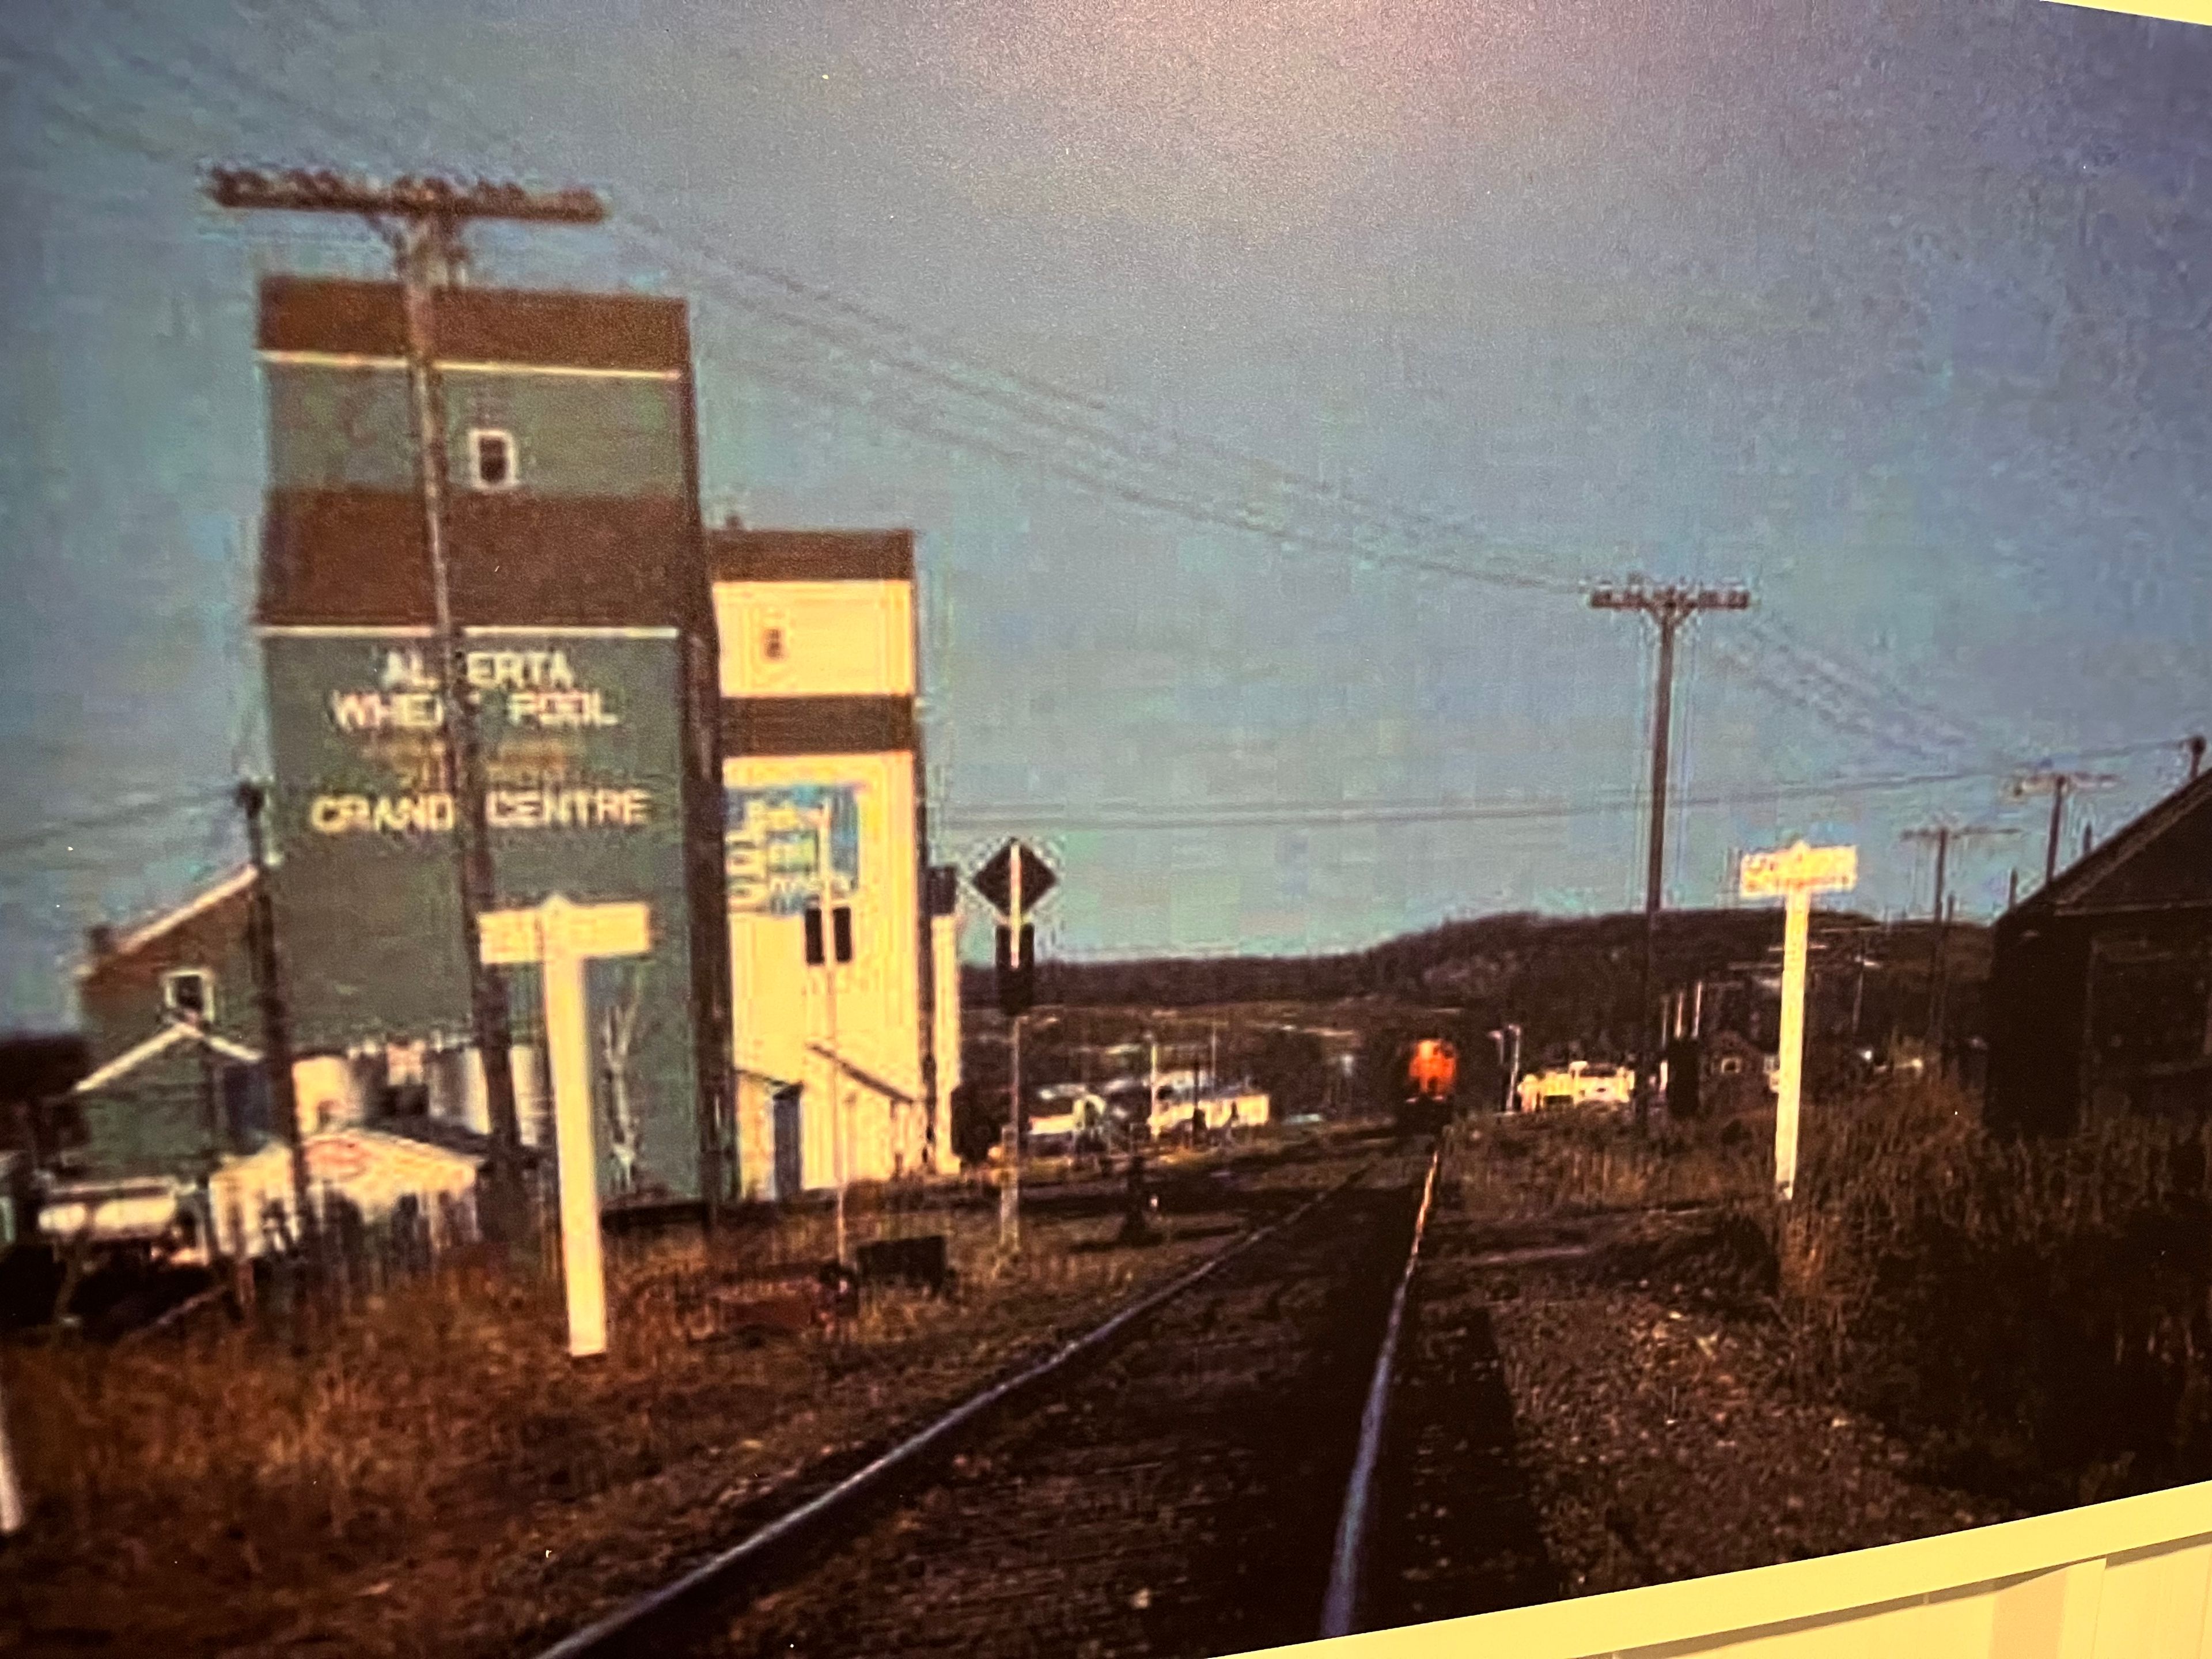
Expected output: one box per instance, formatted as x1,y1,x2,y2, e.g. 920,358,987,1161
162,967,214,1024
469,429,517,491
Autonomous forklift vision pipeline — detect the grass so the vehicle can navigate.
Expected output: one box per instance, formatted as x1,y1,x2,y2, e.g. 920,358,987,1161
1459,1086,2212,1513
1456,1103,1771,1217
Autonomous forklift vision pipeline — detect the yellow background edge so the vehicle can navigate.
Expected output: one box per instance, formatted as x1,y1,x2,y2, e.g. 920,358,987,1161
2041,0,2212,24
1223,1479,2212,1654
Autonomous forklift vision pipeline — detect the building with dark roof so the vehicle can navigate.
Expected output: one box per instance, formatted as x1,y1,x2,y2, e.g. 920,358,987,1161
1984,768,2212,1137
66,868,270,1184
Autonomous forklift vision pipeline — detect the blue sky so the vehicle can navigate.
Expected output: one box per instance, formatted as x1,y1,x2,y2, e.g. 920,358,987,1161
4,0,2210,1028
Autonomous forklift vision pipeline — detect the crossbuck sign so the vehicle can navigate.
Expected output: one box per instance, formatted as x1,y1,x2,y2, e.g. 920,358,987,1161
1739,842,1857,1203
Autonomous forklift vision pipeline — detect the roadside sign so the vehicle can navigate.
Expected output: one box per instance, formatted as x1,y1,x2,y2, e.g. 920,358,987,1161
1740,841,1857,899
1738,841,1857,1205
563,901,650,958
972,839,1056,918
478,909,543,966
482,902,647,965
477,895,652,1359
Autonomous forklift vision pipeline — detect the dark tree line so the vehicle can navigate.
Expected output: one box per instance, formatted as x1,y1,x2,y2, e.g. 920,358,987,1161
960,907,1990,1084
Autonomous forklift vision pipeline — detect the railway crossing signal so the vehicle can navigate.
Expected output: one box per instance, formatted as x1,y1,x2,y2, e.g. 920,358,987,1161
971,839,1056,916
973,839,1056,1017
972,840,1059,1252
994,922,1036,1017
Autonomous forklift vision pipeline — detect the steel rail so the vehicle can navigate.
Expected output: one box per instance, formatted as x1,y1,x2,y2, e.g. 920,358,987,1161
527,1161,1376,1659
1319,1139,1444,1639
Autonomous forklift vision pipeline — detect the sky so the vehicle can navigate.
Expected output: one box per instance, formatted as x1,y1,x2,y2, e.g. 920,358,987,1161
3,0,2211,1029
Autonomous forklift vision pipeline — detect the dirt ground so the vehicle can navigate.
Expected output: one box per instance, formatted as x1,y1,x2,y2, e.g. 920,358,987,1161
0,1130,1373,1659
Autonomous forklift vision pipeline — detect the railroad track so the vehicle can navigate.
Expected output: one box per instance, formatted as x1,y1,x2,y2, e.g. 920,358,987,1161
526,1137,1443,1659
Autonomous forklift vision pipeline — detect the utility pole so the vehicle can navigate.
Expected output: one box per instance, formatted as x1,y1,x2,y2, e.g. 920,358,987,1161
1901,823,2011,1062
2008,768,2120,891
237,781,316,1283
1589,578,1752,1124
2191,734,2206,781
207,169,606,1246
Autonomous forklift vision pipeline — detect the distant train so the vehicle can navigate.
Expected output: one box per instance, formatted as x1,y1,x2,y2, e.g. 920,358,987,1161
1396,1037,1459,1135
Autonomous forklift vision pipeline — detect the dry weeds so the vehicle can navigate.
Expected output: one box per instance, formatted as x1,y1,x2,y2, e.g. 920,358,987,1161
1460,1085,2212,1512
0,1132,1365,1657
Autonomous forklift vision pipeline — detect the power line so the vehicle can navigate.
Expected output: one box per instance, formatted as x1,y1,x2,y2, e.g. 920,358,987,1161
1702,635,1968,765
33,10,2202,854
0,789,236,861
37,7,2099,790
67,12,1590,603
937,736,2192,832
1741,615,2002,763
934,761,2096,832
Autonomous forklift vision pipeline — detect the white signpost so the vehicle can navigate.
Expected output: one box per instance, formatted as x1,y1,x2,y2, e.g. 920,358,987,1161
0,1365,24,1536
480,895,651,1358
1739,842,1857,1202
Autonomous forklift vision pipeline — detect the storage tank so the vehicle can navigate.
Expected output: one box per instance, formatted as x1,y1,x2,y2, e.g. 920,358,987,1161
425,1041,545,1143
292,1053,368,1132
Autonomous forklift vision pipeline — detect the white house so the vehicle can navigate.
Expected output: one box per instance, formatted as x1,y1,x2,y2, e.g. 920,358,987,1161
206,1120,491,1259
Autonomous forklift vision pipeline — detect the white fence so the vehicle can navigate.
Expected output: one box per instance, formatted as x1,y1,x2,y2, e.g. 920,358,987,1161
1266,1480,2212,1658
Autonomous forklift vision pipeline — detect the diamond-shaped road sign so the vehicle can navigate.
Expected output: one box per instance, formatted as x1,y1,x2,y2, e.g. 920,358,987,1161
972,839,1056,918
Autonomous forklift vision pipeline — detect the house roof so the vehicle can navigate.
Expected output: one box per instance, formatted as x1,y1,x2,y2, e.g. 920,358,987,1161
370,1116,515,1163
2009,767,2212,922
75,866,257,982
804,1044,918,1107
69,1021,262,1097
219,1120,505,1177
